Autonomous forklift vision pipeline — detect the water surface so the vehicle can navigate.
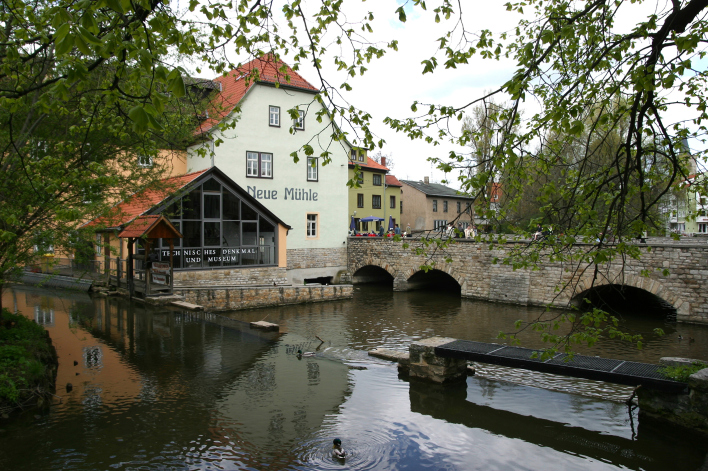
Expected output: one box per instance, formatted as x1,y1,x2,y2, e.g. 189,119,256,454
1,284,707,470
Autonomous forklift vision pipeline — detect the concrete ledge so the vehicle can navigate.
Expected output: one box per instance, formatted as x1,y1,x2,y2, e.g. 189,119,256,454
250,321,279,332
369,348,410,366
170,300,204,311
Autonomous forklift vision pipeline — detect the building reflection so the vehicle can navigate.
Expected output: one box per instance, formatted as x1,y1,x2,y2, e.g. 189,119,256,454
3,285,353,469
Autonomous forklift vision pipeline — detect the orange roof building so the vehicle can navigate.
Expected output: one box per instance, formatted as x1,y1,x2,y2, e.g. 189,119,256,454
179,55,351,285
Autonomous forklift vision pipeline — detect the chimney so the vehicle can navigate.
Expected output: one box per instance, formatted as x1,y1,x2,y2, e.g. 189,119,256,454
424,176,429,184
381,156,387,168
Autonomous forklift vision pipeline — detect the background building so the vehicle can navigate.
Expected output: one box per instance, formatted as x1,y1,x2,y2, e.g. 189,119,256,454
400,177,476,233
348,152,402,233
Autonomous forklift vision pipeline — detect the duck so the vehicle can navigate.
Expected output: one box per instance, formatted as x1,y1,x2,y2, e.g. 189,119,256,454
332,438,346,459
296,349,316,359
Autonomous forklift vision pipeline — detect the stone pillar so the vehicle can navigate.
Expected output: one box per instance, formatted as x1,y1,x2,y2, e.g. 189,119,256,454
408,337,468,384
393,273,410,291
637,359,708,433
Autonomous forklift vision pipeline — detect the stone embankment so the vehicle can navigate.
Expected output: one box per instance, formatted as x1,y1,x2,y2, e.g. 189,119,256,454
173,284,353,311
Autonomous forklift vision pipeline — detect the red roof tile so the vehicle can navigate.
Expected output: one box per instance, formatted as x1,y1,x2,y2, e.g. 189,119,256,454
117,215,161,239
86,170,207,229
385,174,402,187
117,215,182,239
349,156,389,172
196,54,319,135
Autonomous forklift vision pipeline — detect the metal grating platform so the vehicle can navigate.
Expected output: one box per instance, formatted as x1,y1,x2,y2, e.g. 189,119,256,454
546,354,622,372
435,339,686,392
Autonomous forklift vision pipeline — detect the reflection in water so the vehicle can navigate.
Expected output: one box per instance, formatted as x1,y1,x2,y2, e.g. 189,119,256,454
0,284,707,470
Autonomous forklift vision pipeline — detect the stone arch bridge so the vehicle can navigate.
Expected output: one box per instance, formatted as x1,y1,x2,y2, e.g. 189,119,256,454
346,237,708,325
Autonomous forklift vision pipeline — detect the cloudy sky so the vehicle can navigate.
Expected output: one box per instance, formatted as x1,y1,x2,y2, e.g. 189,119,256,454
180,0,707,186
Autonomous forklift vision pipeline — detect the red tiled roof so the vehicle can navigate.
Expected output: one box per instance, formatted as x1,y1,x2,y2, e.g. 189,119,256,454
349,156,389,172
117,215,182,239
386,174,402,187
117,215,160,239
86,170,207,229
196,54,319,135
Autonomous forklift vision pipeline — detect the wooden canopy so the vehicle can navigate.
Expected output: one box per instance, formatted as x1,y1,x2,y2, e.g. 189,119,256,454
118,215,182,240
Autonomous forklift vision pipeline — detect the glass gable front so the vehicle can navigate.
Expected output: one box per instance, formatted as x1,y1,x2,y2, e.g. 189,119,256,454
150,177,277,269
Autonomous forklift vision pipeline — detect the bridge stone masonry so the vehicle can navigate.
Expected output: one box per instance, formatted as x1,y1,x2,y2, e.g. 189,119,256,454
346,236,708,325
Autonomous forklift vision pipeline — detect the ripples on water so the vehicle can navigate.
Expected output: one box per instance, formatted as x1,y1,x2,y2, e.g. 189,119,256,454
1,284,707,470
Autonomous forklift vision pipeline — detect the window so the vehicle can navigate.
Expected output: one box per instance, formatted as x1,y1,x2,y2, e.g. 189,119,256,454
400,201,403,213
294,109,304,130
443,201,448,212
246,151,273,178
700,223,708,233
269,106,280,127
372,195,381,209
351,149,364,162
390,195,396,209
432,200,438,212
307,157,318,181
433,220,447,230
138,154,153,167
457,202,461,213
95,233,102,255
307,213,318,237
373,174,382,186
357,193,364,208
157,177,278,268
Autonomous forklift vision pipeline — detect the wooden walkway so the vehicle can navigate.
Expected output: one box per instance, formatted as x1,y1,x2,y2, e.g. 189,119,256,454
435,339,686,392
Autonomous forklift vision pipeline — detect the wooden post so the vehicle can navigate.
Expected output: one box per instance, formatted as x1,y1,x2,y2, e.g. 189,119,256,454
169,239,174,293
144,238,151,296
127,238,134,299
103,233,110,285
116,256,122,288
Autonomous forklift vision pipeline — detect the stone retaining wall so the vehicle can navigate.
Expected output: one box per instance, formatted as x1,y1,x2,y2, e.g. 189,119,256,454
287,247,347,270
173,266,288,287
173,284,353,311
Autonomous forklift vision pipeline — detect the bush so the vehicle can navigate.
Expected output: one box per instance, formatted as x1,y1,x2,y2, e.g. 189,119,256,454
0,309,51,404
659,361,708,383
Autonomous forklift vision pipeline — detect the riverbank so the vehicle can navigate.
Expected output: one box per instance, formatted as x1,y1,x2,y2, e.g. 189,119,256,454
0,309,58,417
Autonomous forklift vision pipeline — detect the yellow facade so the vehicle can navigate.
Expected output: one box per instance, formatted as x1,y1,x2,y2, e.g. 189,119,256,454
347,154,402,234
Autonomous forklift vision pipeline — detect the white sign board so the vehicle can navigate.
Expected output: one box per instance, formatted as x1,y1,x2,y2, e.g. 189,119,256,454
152,262,170,274
152,274,167,285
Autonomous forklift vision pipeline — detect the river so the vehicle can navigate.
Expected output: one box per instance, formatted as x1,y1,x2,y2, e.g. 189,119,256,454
1,283,707,470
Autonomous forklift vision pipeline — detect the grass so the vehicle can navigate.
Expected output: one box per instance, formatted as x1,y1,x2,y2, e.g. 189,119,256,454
0,308,53,405
659,361,708,383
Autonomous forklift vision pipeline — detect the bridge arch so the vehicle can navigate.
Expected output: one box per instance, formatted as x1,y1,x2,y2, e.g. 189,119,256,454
399,267,463,293
351,264,394,285
570,273,686,317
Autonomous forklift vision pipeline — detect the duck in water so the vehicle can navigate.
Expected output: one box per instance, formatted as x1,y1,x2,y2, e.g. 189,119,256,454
296,349,315,359
332,438,346,459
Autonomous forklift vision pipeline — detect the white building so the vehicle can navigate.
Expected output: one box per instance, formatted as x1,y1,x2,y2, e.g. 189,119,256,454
185,55,350,284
